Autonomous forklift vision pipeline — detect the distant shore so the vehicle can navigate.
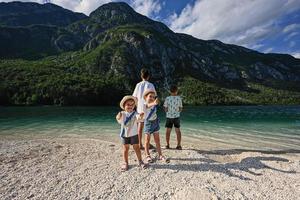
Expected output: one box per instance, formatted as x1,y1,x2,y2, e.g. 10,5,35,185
0,134,299,200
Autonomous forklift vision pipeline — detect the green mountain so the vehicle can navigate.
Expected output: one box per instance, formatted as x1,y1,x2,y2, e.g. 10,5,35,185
0,2,87,27
0,2,300,106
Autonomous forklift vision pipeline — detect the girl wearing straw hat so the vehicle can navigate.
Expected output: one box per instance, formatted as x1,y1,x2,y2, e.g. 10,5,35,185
116,95,147,171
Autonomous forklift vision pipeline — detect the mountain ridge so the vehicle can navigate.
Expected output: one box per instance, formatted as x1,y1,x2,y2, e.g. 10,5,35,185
0,1,300,106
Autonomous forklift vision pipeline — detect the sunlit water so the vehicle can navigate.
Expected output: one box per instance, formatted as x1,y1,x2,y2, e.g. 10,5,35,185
0,106,299,150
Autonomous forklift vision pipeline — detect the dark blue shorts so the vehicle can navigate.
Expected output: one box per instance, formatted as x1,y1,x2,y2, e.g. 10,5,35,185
144,118,160,134
165,117,181,128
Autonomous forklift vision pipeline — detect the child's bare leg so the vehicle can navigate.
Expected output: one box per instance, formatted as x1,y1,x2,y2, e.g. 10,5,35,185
133,144,142,162
123,144,130,164
153,132,162,156
175,128,182,146
138,122,144,148
144,133,151,156
165,128,172,146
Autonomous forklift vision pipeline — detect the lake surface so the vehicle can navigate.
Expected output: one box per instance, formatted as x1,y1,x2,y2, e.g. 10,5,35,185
0,106,299,150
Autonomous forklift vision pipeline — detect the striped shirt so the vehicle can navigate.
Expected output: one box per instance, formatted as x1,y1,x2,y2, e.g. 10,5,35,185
117,111,140,137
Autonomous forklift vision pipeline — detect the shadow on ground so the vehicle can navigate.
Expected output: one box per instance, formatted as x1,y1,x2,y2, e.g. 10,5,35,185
151,149,299,180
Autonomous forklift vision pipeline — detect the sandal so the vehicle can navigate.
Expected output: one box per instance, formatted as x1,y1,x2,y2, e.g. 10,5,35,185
139,161,148,169
145,155,153,163
159,155,170,163
121,162,129,172
165,145,170,149
176,145,182,150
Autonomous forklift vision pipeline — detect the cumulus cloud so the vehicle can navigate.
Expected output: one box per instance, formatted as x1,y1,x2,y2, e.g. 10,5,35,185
292,52,300,58
1,0,112,14
1,0,164,16
73,0,112,14
130,0,162,17
169,0,300,48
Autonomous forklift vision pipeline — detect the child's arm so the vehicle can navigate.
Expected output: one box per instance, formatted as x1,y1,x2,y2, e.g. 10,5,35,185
178,97,183,112
136,113,144,122
163,98,168,112
164,106,168,112
146,98,160,108
178,107,183,112
132,84,138,97
116,112,123,124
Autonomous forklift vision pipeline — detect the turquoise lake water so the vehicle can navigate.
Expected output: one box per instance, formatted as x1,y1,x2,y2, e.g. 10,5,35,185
0,106,299,150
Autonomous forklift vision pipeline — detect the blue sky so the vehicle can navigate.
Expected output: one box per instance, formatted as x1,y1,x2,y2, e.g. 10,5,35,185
2,0,300,58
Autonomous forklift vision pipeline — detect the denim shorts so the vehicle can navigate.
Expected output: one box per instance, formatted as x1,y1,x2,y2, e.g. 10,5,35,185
144,118,160,134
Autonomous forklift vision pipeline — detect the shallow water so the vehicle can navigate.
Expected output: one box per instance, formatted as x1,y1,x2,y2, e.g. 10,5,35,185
0,106,299,150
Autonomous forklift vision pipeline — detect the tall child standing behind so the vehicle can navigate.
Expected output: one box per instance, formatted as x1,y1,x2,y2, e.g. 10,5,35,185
164,85,183,150
132,68,156,149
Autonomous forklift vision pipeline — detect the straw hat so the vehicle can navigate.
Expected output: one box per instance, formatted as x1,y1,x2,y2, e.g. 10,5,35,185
143,89,157,100
120,95,137,110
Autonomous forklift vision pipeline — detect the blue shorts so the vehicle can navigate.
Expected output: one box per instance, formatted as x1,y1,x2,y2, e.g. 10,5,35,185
144,118,160,134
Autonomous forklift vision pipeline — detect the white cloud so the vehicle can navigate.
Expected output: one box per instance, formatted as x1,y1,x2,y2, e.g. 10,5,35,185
283,23,300,33
1,0,163,16
169,0,300,48
1,0,112,14
131,0,162,17
249,43,264,50
264,47,273,53
73,0,112,14
292,52,300,58
284,31,299,41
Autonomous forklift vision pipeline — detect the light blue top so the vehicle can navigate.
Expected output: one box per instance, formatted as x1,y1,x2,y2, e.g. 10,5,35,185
164,96,183,118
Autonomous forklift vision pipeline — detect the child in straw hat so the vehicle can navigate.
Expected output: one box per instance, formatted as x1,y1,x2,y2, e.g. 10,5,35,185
116,95,147,171
143,89,170,163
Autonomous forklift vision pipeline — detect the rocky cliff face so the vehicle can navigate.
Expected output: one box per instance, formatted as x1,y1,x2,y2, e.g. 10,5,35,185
0,2,299,91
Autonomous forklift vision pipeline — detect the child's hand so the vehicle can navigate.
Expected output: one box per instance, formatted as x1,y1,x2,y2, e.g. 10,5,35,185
116,112,122,120
154,98,160,105
138,113,144,120
164,107,168,112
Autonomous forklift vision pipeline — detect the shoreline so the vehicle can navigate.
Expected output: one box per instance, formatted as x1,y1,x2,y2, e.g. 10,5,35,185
1,134,299,199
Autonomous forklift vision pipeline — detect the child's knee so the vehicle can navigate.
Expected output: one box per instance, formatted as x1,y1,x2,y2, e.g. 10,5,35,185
144,134,150,141
175,128,181,133
153,132,160,140
133,144,139,150
123,145,130,151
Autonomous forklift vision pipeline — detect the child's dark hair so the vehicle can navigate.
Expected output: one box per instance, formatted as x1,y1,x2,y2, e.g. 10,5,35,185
170,85,178,93
140,68,150,79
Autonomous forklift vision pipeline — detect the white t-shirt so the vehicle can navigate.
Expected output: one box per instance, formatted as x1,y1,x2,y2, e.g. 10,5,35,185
132,81,156,114
117,111,141,137
143,104,157,121
163,96,183,118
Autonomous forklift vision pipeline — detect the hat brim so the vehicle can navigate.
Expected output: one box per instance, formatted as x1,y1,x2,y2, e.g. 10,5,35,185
120,96,137,110
143,90,157,100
